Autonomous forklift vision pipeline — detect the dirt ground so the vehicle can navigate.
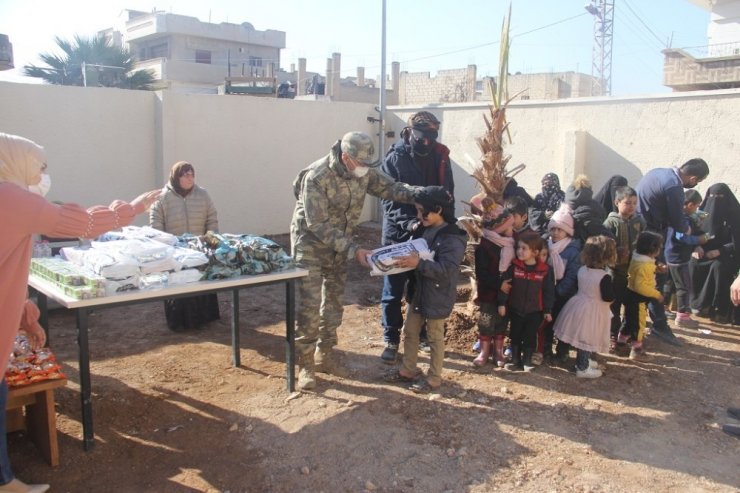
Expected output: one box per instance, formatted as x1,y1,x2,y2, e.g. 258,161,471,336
11,223,740,493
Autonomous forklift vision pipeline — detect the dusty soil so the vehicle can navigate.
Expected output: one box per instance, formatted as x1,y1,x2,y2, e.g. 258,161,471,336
11,223,740,493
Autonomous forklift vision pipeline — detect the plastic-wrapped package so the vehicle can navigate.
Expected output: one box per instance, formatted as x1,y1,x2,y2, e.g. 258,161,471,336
98,225,178,246
36,227,295,297
62,247,140,280
168,269,204,285
179,232,295,280
366,239,434,276
6,335,66,387
171,246,209,269
92,238,173,264
138,272,169,290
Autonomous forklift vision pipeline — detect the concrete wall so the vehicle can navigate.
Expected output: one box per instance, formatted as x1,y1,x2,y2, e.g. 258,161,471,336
0,82,377,235
0,82,158,223
1,81,738,237
388,89,739,218
157,93,379,235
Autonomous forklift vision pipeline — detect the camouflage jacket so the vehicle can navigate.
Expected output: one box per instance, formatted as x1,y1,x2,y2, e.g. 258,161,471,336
291,141,420,261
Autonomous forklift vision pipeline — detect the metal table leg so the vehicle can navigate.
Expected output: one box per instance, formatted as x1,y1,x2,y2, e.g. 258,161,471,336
231,289,240,367
76,308,94,451
286,280,296,392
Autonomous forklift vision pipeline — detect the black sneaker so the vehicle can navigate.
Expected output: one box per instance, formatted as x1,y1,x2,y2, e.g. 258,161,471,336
380,343,398,363
650,325,683,346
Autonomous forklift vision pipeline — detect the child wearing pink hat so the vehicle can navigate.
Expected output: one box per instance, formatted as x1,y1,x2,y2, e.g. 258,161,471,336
543,205,583,363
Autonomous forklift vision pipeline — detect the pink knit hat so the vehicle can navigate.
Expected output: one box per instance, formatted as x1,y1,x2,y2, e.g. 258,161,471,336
548,206,574,237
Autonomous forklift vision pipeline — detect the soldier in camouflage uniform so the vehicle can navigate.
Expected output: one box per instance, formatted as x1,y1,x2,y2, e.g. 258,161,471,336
291,131,420,390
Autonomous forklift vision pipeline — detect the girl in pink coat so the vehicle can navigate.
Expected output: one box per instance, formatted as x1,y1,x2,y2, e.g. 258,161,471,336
0,132,159,493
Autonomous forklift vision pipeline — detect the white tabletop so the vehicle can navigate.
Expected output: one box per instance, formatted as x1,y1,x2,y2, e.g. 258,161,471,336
29,267,309,309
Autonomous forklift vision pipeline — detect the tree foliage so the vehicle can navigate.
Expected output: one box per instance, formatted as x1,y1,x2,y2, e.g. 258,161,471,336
24,35,156,90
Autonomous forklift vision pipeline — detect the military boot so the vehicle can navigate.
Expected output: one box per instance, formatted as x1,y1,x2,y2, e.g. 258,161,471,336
297,353,316,390
314,347,349,378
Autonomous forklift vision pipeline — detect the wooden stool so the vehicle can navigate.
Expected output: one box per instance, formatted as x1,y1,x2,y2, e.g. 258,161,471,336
6,379,67,467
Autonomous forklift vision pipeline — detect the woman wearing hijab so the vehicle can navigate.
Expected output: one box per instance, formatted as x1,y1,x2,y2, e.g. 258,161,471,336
0,132,160,493
529,173,565,235
689,183,740,324
150,161,220,331
594,175,628,213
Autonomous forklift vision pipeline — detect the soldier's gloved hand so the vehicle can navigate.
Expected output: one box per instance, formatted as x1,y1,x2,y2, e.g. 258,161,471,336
355,248,372,267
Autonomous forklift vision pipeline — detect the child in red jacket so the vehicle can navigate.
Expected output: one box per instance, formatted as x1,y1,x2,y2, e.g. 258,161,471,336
498,232,555,371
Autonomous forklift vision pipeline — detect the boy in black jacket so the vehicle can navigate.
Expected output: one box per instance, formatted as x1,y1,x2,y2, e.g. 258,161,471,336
498,232,555,372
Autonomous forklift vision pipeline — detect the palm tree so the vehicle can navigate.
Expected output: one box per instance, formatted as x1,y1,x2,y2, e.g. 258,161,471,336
24,34,156,90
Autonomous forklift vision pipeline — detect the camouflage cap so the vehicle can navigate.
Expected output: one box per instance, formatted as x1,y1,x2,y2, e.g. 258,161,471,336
340,131,380,167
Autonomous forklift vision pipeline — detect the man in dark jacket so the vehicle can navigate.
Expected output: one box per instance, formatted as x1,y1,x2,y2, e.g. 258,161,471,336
635,158,709,346
379,111,454,362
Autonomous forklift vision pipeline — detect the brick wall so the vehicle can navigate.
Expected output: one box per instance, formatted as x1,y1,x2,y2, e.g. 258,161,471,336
399,66,476,104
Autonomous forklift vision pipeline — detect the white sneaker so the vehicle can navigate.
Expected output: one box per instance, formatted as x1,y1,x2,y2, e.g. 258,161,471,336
589,359,600,370
576,366,603,379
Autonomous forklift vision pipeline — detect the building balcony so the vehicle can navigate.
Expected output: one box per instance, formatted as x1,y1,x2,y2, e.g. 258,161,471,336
663,48,740,91
134,58,271,87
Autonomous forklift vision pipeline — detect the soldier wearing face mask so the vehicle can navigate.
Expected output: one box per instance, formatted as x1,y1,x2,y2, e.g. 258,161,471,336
379,111,454,363
290,131,421,390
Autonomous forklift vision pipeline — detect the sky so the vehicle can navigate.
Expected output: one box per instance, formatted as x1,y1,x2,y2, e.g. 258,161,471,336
0,0,710,96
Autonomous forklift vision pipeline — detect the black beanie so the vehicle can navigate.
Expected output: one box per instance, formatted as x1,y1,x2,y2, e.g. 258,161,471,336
414,186,456,224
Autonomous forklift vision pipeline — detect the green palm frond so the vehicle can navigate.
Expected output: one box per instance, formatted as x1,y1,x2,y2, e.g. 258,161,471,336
23,34,155,90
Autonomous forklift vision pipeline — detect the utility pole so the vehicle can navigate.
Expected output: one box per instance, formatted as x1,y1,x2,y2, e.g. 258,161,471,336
379,0,387,158
585,0,615,96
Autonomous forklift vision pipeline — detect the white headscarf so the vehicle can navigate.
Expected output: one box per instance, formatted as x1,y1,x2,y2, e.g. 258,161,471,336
0,132,47,188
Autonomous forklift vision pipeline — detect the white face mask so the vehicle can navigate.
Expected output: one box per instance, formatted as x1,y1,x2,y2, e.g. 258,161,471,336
352,165,369,178
29,173,52,197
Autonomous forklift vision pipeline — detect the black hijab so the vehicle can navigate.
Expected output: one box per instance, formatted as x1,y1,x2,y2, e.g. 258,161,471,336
701,183,740,249
594,175,628,213
533,172,564,212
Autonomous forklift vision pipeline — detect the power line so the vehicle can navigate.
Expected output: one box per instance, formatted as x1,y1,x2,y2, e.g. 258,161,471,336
512,12,590,39
622,0,668,48
393,12,588,67
619,10,665,52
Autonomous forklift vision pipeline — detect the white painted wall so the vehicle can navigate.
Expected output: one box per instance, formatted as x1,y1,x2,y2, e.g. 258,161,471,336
389,90,739,216
0,82,158,226
157,93,378,234
707,1,740,55
1,81,738,238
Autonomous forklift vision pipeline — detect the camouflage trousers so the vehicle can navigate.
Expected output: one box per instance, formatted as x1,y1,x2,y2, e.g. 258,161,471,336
294,247,348,360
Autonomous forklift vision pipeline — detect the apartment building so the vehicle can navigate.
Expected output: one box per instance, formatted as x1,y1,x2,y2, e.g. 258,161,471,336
101,9,286,93
664,0,740,91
